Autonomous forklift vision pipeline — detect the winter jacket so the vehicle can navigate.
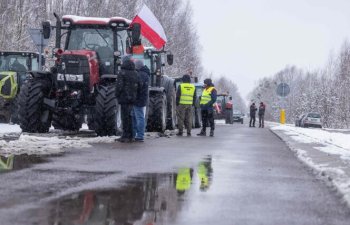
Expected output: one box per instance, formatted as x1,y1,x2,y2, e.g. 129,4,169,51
200,86,217,111
250,104,257,117
116,59,139,105
258,104,266,116
134,65,150,107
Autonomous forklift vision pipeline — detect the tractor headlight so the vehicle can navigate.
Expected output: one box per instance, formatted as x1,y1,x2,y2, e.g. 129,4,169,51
57,73,84,82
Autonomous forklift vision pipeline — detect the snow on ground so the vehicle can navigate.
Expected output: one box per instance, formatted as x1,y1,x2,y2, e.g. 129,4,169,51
270,123,350,207
0,123,118,156
271,124,350,160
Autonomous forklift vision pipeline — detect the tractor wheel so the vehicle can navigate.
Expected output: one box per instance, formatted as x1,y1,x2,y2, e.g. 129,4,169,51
18,79,51,133
147,92,167,132
162,76,176,130
94,85,117,136
10,97,19,124
52,112,83,131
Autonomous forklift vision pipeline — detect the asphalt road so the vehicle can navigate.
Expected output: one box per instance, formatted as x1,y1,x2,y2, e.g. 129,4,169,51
1,124,350,225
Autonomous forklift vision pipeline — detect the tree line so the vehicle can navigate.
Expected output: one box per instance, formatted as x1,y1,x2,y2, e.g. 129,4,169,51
249,41,350,128
0,0,202,78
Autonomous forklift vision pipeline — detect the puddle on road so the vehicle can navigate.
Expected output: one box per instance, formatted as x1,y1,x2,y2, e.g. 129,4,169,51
0,154,49,172
42,157,213,225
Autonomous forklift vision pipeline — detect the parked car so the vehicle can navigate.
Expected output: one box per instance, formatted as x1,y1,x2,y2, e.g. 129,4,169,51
295,114,306,127
232,110,244,124
300,112,322,128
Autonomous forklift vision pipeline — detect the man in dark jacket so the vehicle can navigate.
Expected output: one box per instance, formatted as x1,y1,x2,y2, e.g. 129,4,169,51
132,59,149,142
197,79,217,137
258,102,266,128
176,74,196,136
249,103,257,127
115,56,139,143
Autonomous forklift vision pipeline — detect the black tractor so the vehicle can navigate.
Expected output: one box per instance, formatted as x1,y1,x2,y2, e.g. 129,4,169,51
18,14,141,135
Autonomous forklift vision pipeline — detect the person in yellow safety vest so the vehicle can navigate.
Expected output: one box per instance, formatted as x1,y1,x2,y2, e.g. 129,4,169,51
197,79,217,137
176,167,193,194
176,74,196,136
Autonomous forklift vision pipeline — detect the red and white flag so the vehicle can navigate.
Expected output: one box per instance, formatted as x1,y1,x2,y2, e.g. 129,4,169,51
132,4,167,49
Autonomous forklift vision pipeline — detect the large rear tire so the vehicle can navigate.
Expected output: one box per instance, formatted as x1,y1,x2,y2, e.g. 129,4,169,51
94,85,117,136
147,92,167,132
18,80,51,133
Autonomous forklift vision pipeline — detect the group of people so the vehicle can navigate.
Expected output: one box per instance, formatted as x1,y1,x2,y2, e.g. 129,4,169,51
249,102,266,128
115,56,218,143
115,56,150,143
176,75,217,137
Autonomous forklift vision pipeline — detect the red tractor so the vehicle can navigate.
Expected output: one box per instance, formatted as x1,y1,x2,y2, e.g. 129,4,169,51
18,14,142,136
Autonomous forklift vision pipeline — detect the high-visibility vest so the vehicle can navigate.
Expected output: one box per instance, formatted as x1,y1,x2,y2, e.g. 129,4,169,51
200,87,215,105
179,83,195,105
176,168,192,191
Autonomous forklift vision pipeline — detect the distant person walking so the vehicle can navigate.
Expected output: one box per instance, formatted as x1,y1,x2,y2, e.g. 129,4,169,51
249,103,257,127
197,79,217,137
115,56,139,143
176,74,196,136
132,59,150,142
258,102,266,128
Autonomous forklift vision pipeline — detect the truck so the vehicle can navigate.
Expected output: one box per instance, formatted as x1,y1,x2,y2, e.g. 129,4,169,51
18,14,142,135
214,94,234,124
0,51,42,123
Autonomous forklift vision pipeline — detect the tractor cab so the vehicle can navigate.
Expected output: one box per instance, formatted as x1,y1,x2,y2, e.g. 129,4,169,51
0,51,41,123
0,51,41,99
214,94,234,124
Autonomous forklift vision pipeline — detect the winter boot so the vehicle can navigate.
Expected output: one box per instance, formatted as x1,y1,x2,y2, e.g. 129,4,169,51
176,130,183,136
209,130,214,137
197,129,206,136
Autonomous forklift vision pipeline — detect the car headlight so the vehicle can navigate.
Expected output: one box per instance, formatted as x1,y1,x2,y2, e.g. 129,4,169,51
57,73,84,82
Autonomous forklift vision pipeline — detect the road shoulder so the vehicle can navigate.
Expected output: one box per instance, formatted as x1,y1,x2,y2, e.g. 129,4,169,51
269,124,350,208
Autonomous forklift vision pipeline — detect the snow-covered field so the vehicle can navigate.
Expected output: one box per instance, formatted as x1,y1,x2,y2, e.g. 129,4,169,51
270,124,350,207
0,124,118,156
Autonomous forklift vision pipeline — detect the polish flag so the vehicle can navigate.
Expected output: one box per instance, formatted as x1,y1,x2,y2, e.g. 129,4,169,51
132,4,167,49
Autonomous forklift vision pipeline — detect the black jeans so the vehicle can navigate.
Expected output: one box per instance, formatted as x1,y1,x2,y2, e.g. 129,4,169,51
259,114,264,127
121,104,133,139
249,115,256,127
201,109,215,131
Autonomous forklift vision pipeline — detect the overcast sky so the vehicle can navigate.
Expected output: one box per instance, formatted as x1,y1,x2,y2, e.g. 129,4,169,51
189,0,350,99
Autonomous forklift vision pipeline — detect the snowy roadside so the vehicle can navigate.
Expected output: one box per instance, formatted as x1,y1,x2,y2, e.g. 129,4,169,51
0,124,118,156
269,123,350,207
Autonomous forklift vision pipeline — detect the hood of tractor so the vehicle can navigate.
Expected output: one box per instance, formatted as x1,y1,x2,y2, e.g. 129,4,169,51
0,71,18,99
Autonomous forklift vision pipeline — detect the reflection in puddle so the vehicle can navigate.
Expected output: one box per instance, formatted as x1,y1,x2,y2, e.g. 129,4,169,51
45,157,213,225
0,154,47,172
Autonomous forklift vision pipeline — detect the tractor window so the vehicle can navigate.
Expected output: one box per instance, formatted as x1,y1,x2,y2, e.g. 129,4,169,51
0,55,28,72
67,28,113,51
31,57,39,70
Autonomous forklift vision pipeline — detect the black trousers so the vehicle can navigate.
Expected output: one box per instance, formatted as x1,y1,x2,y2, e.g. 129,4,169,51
201,109,215,131
259,114,264,127
249,115,256,127
121,104,133,139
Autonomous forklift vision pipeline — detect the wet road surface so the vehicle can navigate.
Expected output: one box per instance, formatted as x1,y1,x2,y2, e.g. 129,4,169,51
1,124,350,224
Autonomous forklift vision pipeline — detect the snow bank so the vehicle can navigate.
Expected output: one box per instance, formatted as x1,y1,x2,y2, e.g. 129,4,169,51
270,124,350,206
272,125,350,156
0,124,118,156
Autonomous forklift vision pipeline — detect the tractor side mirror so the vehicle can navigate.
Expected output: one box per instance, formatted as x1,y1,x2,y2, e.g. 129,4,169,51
131,23,141,46
167,53,173,65
42,21,51,39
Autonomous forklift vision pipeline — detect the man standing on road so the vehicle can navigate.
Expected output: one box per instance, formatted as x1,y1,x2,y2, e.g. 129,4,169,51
115,56,139,143
249,103,257,127
176,74,196,136
132,59,150,142
258,102,266,128
197,79,217,137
